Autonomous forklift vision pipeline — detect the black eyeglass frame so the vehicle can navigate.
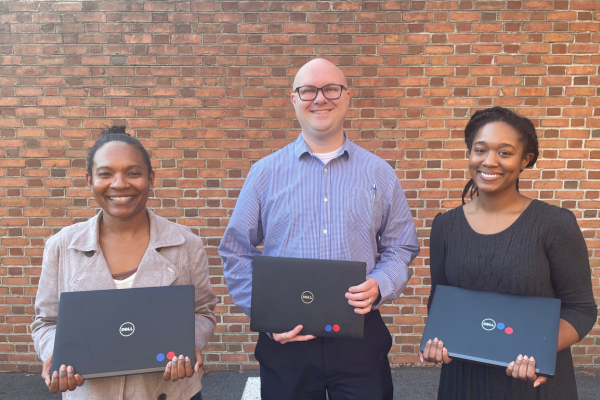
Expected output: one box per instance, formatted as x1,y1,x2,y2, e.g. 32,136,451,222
293,84,347,101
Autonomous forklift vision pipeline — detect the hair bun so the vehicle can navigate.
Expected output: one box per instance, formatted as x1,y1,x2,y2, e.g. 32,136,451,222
102,126,128,136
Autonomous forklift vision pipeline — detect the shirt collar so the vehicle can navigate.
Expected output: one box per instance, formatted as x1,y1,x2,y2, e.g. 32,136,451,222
294,132,353,161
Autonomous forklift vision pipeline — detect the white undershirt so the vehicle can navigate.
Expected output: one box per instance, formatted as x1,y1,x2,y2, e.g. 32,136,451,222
313,146,343,165
114,273,136,289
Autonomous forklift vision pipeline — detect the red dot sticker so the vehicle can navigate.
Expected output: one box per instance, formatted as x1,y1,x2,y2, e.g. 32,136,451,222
505,327,513,335
167,351,175,360
333,325,340,332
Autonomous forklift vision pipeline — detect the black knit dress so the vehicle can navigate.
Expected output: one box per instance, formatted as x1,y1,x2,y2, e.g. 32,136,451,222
428,200,597,400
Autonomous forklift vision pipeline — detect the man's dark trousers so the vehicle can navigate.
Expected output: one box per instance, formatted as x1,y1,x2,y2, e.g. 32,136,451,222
255,310,393,400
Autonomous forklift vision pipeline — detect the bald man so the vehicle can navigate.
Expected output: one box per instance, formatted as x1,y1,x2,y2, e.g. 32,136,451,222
219,59,420,400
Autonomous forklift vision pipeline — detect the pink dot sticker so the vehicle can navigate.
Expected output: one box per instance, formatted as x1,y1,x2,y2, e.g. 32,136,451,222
505,327,513,335
333,325,340,332
167,351,175,360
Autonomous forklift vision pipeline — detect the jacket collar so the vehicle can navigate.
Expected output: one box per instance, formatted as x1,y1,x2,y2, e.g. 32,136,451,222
68,209,184,291
68,209,185,252
294,132,353,161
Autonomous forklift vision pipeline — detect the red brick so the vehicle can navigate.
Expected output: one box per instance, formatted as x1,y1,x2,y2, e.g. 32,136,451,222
283,24,314,34
520,44,551,53
53,3,82,11
60,67,90,76
81,56,110,65
123,34,152,43
0,56,22,65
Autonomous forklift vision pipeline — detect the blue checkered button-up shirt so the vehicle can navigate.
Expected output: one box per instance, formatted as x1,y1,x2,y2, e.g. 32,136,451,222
219,134,420,316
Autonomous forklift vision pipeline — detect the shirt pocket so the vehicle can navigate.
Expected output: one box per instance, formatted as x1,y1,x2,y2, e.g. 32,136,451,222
345,187,374,230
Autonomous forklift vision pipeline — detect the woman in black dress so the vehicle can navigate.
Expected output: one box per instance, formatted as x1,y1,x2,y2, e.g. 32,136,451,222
420,107,597,399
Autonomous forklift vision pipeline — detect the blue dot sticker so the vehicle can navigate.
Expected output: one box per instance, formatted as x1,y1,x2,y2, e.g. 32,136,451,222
325,325,332,332
497,323,505,330
156,353,165,362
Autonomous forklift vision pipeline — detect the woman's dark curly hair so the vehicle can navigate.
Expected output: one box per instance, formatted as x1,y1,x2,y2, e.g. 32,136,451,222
86,126,153,177
462,106,539,204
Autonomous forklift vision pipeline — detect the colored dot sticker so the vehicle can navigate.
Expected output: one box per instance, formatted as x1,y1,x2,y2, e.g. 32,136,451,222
497,323,505,330
325,325,332,332
156,353,165,362
505,327,513,335
333,325,340,332
167,351,175,360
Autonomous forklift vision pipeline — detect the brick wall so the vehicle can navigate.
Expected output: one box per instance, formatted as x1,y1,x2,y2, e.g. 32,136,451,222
0,1,599,372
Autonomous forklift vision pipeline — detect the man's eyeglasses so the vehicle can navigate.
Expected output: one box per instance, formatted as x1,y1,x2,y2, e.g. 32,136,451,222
294,84,347,101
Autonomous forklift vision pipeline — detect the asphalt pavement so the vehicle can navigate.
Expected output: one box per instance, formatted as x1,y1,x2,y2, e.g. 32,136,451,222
1,367,599,399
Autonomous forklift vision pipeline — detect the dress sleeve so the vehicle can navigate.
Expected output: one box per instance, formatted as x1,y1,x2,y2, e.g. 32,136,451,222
546,207,597,340
428,212,451,313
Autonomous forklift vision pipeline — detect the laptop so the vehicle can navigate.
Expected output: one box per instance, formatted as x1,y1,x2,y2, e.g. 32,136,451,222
51,285,195,379
420,285,561,376
251,256,366,339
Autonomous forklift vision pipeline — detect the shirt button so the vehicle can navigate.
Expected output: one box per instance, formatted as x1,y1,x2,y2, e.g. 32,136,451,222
323,229,327,234
324,198,328,202
323,168,327,172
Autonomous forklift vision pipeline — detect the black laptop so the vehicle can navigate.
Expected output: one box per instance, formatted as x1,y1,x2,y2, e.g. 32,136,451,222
51,285,195,379
251,256,366,339
420,285,561,376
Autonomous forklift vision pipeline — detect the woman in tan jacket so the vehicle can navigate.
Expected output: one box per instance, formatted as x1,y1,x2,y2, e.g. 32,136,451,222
32,126,217,400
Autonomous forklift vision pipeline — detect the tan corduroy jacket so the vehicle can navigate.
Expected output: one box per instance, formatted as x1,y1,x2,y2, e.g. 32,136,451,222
32,210,217,400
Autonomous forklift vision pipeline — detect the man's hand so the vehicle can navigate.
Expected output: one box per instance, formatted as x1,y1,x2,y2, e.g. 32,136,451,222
346,277,379,314
41,352,84,393
273,325,316,344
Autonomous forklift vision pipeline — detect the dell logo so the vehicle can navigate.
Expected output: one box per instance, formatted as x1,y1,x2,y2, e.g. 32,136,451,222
301,291,314,304
481,319,514,334
119,322,135,337
481,318,496,331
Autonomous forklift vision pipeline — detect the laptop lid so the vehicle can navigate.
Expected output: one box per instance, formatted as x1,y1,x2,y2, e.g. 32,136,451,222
251,256,366,339
420,285,561,376
51,285,195,379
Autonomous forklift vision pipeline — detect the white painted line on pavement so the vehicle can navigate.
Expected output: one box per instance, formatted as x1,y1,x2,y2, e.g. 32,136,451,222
241,377,261,400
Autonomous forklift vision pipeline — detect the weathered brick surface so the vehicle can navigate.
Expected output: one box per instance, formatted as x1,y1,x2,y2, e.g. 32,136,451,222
0,1,599,372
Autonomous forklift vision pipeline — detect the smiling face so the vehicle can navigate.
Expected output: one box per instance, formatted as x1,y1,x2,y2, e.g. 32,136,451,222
291,59,350,146
85,141,154,221
468,121,534,196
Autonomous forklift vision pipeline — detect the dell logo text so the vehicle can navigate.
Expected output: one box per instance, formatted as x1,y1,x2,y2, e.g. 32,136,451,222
301,291,314,304
119,322,135,337
481,318,496,331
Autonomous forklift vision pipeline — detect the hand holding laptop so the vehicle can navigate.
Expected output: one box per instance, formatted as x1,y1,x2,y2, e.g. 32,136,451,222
42,352,85,394
163,346,203,382
506,354,547,388
419,338,451,364
273,325,316,344
345,277,379,315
